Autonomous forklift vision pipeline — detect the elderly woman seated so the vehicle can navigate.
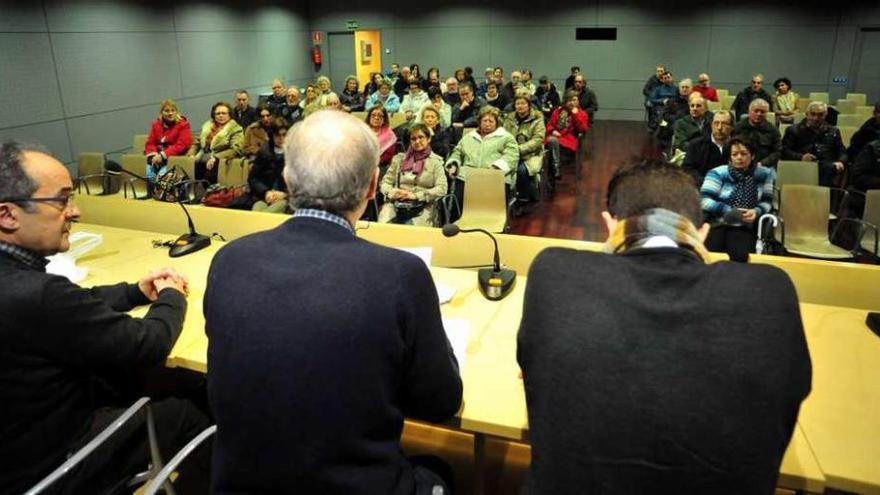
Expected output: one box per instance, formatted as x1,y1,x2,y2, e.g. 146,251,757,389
316,76,337,107
144,99,192,188
445,106,520,219
701,137,774,261
242,104,273,158
340,75,366,112
193,101,243,185
378,123,448,226
365,81,401,113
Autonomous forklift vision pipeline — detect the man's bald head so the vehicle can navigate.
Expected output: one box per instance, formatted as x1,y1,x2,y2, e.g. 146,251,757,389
283,111,379,217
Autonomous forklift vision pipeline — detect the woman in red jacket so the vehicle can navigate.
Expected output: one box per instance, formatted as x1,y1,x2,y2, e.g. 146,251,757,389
145,99,193,185
544,90,589,179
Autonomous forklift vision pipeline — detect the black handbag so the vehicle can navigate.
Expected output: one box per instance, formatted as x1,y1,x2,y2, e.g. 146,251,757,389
391,166,426,221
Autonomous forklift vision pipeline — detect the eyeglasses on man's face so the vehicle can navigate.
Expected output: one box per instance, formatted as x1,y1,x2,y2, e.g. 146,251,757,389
2,193,76,212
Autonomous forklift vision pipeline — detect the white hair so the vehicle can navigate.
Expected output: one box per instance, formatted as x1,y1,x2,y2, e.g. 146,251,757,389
283,111,378,215
749,98,770,111
679,78,693,87
807,101,828,113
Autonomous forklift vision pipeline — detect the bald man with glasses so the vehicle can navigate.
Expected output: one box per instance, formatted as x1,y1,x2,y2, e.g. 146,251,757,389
0,140,210,493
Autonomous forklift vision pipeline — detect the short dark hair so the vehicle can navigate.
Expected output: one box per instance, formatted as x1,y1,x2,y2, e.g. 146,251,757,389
570,66,580,72
0,140,42,208
269,117,289,137
459,82,474,93
211,101,232,119
729,137,756,156
773,77,792,90
427,86,442,99
487,82,498,90
606,159,702,225
236,89,249,96
464,66,473,75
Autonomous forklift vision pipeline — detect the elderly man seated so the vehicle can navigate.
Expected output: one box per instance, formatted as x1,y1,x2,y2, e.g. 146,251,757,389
732,74,773,122
648,71,677,130
682,110,734,183
732,98,781,168
443,77,461,105
782,101,847,187
692,73,718,102
671,93,714,153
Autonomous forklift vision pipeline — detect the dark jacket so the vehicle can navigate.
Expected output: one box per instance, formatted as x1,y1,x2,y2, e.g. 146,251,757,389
577,87,599,121
443,92,461,106
428,124,456,158
452,97,487,127
485,93,509,111
732,86,773,121
782,121,847,186
535,84,561,120
732,119,782,168
266,94,286,116
661,94,690,127
683,135,731,183
277,103,304,127
393,77,409,100
852,140,880,192
672,112,714,152
233,104,257,129
642,74,661,98
340,89,366,113
848,117,880,164
248,143,286,202
518,247,811,495
649,83,677,106
206,217,463,495
0,252,186,493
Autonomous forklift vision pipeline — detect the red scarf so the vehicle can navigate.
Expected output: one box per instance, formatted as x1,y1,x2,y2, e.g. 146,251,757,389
400,146,431,175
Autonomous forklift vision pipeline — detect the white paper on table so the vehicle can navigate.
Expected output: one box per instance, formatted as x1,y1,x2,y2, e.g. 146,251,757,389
395,246,432,269
442,317,471,372
436,284,456,305
45,231,103,283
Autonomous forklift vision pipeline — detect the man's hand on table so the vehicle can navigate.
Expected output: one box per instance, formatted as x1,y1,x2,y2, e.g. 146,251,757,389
139,268,190,300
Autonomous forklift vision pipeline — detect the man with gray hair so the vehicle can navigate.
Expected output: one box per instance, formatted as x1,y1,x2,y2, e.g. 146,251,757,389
782,101,847,186
671,93,714,153
732,98,782,168
683,110,734,182
205,111,463,495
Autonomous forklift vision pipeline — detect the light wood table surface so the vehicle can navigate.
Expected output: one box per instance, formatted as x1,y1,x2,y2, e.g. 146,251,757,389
71,223,841,493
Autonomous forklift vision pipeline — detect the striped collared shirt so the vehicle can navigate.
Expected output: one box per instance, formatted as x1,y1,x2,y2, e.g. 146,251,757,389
0,240,48,271
292,208,354,235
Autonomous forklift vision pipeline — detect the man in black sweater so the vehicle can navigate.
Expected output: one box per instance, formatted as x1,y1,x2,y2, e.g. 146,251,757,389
205,111,463,495
518,159,811,494
0,141,209,493
682,110,734,183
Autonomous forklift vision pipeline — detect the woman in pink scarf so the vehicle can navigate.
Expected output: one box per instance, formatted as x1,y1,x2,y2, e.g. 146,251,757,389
378,123,448,226
365,105,398,169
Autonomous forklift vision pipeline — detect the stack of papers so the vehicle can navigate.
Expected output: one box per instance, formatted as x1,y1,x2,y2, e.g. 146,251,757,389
442,317,471,371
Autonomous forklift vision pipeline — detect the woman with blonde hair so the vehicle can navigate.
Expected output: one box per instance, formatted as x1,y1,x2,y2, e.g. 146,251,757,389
300,84,321,117
316,75,337,107
144,99,192,187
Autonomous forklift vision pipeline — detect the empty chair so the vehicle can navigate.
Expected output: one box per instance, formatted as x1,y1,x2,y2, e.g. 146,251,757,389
132,134,148,154
791,112,805,123
715,88,729,100
856,105,874,120
721,95,735,110
836,114,862,128
775,160,818,210
118,154,150,199
861,190,880,256
808,92,829,104
846,93,867,106
835,99,857,115
76,152,116,195
454,167,510,233
779,184,854,259
839,126,857,147
706,100,722,112
796,98,811,112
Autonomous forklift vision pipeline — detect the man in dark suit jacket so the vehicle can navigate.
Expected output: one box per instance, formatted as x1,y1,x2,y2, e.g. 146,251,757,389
0,141,209,493
518,159,811,494
205,111,463,495
683,110,734,183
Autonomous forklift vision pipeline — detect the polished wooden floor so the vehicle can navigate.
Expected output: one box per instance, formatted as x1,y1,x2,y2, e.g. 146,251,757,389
509,120,659,242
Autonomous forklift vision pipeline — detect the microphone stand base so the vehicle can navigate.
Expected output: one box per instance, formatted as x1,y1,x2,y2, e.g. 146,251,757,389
478,268,516,301
168,233,211,258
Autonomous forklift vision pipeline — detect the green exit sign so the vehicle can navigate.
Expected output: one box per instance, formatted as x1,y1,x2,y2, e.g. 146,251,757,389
346,20,358,31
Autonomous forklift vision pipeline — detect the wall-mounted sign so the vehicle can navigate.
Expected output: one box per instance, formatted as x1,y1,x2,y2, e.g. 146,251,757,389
832,76,849,84
346,20,359,31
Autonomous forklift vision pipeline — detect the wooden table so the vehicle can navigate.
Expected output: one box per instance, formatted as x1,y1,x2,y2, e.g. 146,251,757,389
71,223,845,493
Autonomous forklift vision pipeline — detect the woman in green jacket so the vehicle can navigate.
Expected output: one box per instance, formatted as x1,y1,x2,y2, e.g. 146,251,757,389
503,94,546,202
193,101,244,185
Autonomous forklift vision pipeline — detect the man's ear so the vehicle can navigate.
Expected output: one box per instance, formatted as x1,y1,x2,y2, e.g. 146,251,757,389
0,203,21,232
601,211,618,241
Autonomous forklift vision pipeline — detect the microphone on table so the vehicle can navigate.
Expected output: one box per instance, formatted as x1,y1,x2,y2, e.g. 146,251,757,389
442,223,516,301
106,160,210,257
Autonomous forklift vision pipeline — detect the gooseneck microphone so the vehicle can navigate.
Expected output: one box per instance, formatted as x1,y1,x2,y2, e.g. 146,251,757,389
168,199,211,258
442,223,516,300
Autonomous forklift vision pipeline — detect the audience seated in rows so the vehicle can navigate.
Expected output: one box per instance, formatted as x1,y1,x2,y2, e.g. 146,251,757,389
379,123,448,226
366,81,401,113
476,67,494,98
647,71,677,130
772,77,800,124
701,137,775,259
205,111,463,494
519,158,809,493
521,70,537,96
445,106,519,217
545,90,589,180
144,99,192,187
732,74,773,121
484,82,509,111
682,110,734,183
671,93,713,153
692,73,719,102
193,102,243,185
363,72,384,100
782,101,847,187
731,99,781,168
393,66,412,99
504,94,547,203
316,76,337,107
232,89,257,129
340,76,366,113
249,118,290,214
242,105,273,158
366,105,398,169
656,78,693,147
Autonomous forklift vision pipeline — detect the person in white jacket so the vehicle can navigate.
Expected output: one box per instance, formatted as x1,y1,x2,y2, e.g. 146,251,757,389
399,80,431,124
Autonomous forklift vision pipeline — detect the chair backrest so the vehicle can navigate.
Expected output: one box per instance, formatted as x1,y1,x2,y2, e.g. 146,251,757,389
120,153,145,176
780,185,830,240
351,111,368,122
388,112,408,129
715,88,729,100
835,99,857,115
862,190,880,254
856,105,874,120
808,92,829,104
706,100,722,112
839,126,857,147
218,158,245,186
132,134,148,154
777,161,818,191
836,114,862,128
766,111,777,125
846,93,867,106
142,425,217,495
721,95,735,109
77,152,104,177
797,98,811,112
456,168,508,233
167,155,196,180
